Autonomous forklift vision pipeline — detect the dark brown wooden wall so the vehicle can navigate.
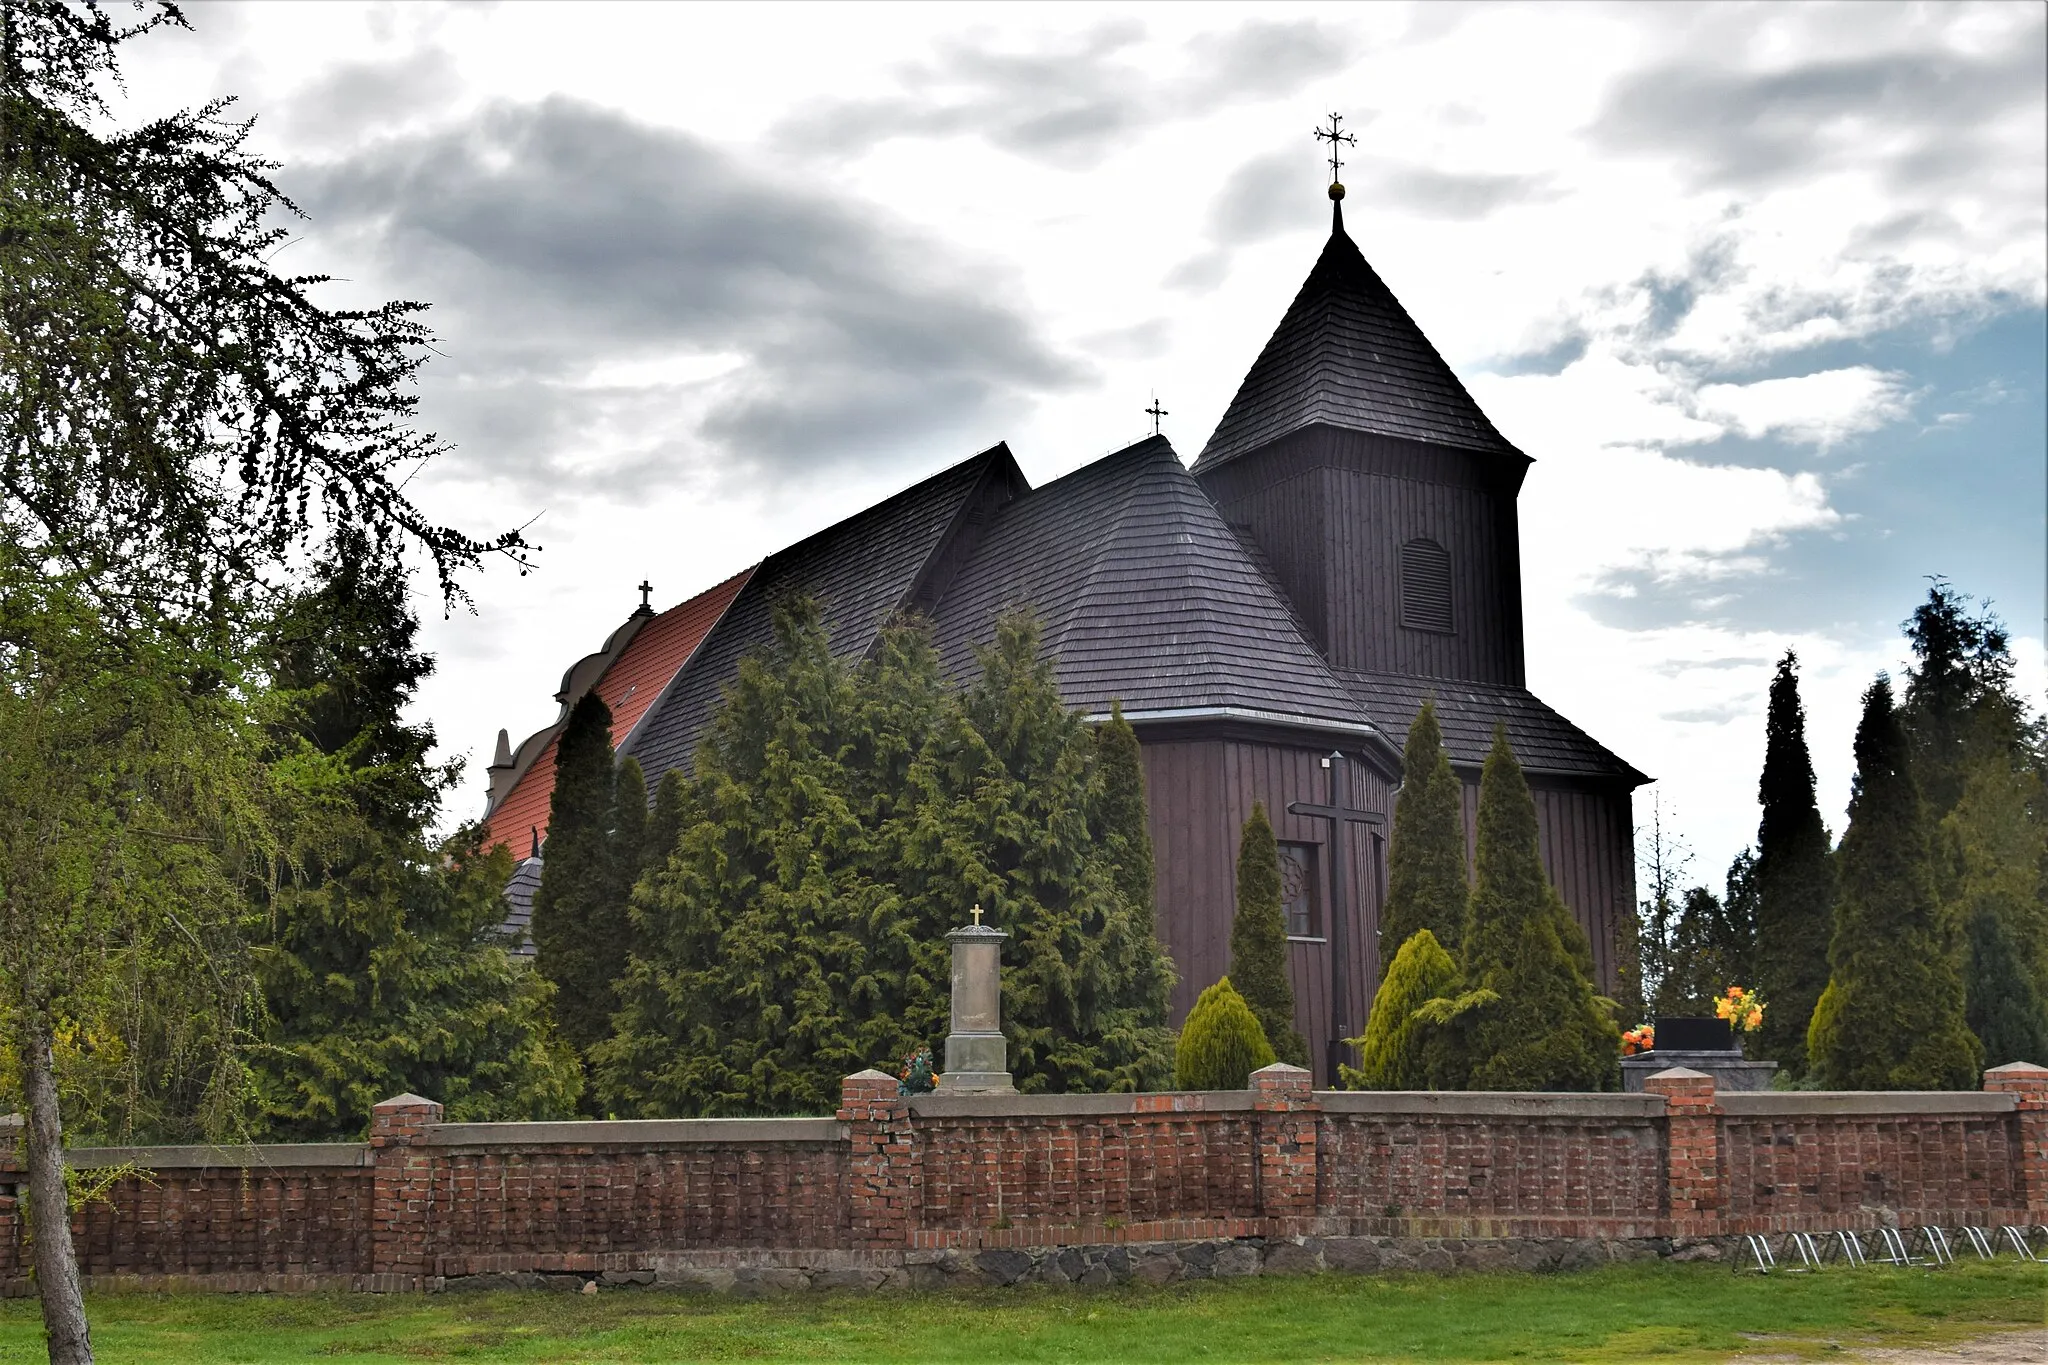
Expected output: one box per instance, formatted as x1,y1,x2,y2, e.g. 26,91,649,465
1198,425,1528,687
1141,735,1391,1086
1141,733,1639,1084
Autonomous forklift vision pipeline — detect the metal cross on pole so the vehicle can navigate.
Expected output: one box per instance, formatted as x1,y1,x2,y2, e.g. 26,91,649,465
1145,395,1168,435
1288,750,1385,1084
1314,112,1357,186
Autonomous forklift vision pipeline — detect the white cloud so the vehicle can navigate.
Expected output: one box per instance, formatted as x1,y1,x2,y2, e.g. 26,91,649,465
1693,367,1914,449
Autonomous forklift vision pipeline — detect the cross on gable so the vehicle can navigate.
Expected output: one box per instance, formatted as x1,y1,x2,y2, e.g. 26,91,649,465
638,579,653,610
1145,395,1168,436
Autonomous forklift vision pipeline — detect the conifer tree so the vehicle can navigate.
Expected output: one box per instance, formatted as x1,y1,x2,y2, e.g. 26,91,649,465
1090,701,1176,1033
1229,803,1308,1066
1344,928,1458,1090
596,604,1173,1116
532,692,625,1059
1807,676,1981,1089
1379,700,1468,971
1753,651,1836,1076
252,534,581,1139
1093,702,1159,947
1174,978,1276,1090
1902,580,2032,822
1942,753,2048,1060
644,767,691,877
1443,727,1619,1090
1963,908,2048,1069
959,615,1174,1093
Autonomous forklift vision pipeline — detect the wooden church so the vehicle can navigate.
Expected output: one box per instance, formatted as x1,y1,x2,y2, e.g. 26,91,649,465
479,187,1646,1084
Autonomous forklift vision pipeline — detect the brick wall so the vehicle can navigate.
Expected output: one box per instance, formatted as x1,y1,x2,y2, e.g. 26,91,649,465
1316,1093,1667,1238
3,1062,2042,1292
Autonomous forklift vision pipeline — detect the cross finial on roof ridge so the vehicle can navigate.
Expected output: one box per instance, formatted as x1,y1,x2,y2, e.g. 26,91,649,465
1314,112,1356,200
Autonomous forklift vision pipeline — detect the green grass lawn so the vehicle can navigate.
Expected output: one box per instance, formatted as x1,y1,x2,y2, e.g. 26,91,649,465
0,1260,2041,1364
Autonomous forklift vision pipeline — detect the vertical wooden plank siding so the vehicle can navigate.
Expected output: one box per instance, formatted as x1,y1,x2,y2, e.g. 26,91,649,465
1140,735,1394,1085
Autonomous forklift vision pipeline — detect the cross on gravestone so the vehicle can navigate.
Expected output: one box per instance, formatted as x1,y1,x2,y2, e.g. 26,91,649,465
1288,751,1385,1084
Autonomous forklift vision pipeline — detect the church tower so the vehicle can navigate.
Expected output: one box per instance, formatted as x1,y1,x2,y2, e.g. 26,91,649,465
1193,191,1529,690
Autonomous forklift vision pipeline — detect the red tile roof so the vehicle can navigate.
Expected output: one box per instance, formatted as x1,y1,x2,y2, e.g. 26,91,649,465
478,567,751,853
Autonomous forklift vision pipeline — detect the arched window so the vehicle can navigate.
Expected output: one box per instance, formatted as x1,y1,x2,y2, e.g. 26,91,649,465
1400,538,1453,633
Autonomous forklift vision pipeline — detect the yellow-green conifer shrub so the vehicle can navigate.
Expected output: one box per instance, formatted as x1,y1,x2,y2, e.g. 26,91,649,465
1174,977,1276,1090
1344,928,1458,1090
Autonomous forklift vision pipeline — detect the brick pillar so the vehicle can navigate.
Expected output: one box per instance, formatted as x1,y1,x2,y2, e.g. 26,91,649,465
1252,1063,1319,1230
1646,1066,1721,1235
369,1092,442,1289
840,1069,914,1248
1984,1060,2048,1216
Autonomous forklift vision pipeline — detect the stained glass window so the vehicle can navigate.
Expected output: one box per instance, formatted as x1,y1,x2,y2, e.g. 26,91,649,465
1278,841,1321,938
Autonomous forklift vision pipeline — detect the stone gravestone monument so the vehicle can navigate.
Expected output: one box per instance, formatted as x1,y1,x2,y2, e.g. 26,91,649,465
1621,1015,1777,1092
936,905,1015,1094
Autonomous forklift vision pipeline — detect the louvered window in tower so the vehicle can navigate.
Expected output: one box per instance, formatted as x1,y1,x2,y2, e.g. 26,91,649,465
1400,538,1453,633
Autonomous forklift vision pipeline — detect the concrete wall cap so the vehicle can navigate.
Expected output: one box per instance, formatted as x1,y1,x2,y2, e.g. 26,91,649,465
1984,1060,2048,1076
1318,1091,1662,1119
372,1092,440,1109
1645,1067,1711,1081
842,1069,896,1084
909,1091,1258,1118
1719,1091,2016,1117
1252,1063,1312,1078
426,1117,846,1148
62,1143,371,1170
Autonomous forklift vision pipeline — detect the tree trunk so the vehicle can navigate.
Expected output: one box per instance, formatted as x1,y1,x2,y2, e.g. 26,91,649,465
22,1021,91,1365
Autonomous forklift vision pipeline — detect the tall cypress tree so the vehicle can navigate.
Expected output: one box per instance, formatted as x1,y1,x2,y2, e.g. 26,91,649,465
1808,676,1981,1089
1447,727,1619,1091
1229,803,1308,1067
532,692,625,1060
1379,700,1468,972
611,755,650,956
1753,651,1836,1076
1091,701,1175,1033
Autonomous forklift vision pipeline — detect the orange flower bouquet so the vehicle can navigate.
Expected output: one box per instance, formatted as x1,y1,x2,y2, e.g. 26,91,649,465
1715,985,1765,1035
1620,1024,1656,1057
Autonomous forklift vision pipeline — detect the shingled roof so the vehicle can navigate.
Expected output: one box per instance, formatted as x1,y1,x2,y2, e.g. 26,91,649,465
624,444,1022,780
928,436,1372,728
1338,668,1649,784
1194,203,1521,472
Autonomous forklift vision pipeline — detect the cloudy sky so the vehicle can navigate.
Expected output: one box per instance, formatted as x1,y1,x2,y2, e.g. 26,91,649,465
126,2,2044,889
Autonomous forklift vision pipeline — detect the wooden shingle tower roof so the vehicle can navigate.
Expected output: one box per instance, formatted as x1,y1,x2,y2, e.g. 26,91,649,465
1194,201,1522,473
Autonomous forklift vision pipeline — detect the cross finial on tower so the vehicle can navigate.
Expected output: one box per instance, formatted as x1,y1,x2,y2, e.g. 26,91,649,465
635,579,654,616
1314,112,1356,201
1145,394,1168,436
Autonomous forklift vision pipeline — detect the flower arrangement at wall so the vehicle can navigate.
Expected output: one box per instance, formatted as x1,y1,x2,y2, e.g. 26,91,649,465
1620,1023,1655,1056
898,1046,938,1095
1716,985,1765,1035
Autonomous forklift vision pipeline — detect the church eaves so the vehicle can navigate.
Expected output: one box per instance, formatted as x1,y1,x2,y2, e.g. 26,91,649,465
1193,204,1521,473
